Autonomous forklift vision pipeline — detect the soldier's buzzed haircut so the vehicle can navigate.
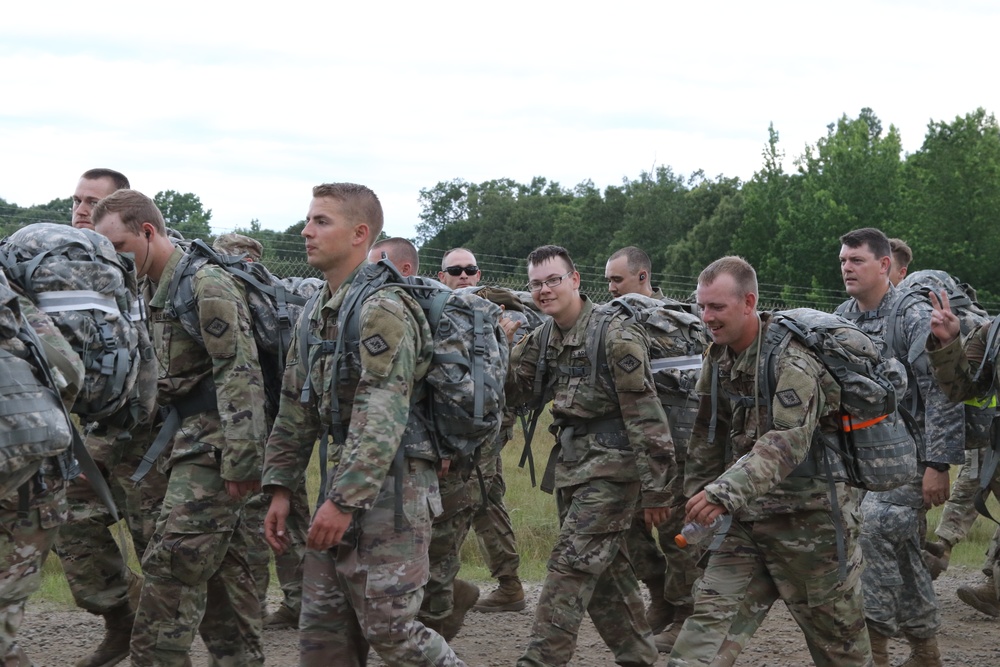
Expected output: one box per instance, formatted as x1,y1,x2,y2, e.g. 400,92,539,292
889,237,912,270
608,245,651,275
92,189,166,235
698,255,758,298
840,227,890,259
440,247,476,270
371,237,419,272
312,183,384,244
81,168,130,190
527,244,577,274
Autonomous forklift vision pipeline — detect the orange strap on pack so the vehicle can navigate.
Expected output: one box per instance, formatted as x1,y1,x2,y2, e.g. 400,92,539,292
841,413,888,432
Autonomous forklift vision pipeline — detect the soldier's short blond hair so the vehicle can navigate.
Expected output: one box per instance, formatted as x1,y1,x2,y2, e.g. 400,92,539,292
92,189,166,236
698,256,758,298
312,183,384,245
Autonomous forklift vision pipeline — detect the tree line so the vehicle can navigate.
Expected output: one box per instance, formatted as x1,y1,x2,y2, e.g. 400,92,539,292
3,106,998,311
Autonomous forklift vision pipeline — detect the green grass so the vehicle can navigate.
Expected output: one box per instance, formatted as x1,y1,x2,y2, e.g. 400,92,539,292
33,418,1000,605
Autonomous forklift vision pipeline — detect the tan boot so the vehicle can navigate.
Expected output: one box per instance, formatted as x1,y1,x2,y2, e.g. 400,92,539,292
473,575,526,613
868,627,890,667
438,579,480,641
653,604,693,653
957,578,1000,617
262,604,299,629
74,603,134,667
642,576,673,635
899,634,941,667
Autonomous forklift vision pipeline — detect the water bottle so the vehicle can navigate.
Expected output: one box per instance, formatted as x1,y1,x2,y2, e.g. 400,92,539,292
674,515,725,548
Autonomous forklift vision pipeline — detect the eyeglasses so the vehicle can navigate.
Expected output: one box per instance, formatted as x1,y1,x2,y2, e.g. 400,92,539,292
444,265,479,276
527,271,573,292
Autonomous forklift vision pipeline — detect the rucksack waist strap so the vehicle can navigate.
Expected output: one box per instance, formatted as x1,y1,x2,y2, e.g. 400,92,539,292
131,378,217,483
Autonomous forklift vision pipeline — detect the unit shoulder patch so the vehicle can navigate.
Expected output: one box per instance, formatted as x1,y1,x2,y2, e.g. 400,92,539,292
362,334,390,356
776,388,802,408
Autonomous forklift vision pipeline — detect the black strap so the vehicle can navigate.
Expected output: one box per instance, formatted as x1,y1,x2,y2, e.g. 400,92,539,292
131,379,217,483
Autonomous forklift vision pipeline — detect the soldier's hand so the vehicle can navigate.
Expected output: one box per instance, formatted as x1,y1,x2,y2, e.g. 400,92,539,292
265,489,292,555
307,499,353,550
922,467,951,508
438,458,452,478
225,479,260,500
644,506,670,531
499,308,523,345
929,290,960,346
685,490,727,526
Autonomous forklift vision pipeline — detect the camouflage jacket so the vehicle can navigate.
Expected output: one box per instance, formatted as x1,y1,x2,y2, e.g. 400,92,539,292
685,312,850,519
262,260,434,513
927,321,997,405
837,285,965,506
505,297,676,507
147,247,265,481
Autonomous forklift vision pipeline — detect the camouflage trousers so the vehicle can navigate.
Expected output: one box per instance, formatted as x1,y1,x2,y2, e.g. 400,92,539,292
626,497,702,606
421,463,479,621
669,510,871,667
130,452,263,667
518,478,656,667
53,427,168,614
935,447,989,546
299,458,465,667
472,446,522,581
0,471,65,666
860,494,939,639
243,482,309,614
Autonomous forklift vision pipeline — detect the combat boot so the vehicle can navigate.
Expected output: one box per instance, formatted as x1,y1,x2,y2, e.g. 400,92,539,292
642,576,673,634
473,575,526,612
75,603,134,667
262,604,299,629
438,579,480,641
868,627,890,667
957,578,1000,617
898,633,941,667
653,603,693,653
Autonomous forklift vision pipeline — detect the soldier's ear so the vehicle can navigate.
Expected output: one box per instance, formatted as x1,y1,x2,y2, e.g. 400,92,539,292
639,272,647,281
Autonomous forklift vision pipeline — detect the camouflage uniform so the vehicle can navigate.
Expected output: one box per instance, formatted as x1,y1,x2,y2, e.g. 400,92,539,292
934,447,986,547
837,286,965,640
262,261,465,667
472,422,521,581
0,291,84,664
130,247,266,667
669,312,871,667
506,297,676,667
928,321,1000,583
243,483,309,615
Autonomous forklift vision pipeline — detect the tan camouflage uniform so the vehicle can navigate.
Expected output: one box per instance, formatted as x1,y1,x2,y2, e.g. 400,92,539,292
837,286,965,641
928,321,1000,584
472,420,521,581
668,312,871,667
262,261,465,667
129,247,266,667
0,291,84,665
506,296,676,667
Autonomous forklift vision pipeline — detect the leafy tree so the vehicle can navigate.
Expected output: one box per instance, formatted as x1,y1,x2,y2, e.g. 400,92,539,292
154,190,212,239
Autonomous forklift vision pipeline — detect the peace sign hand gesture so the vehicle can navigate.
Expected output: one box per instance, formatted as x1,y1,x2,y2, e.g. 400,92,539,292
929,290,960,347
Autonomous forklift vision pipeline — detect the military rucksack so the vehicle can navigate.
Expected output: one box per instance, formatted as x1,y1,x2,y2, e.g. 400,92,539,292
462,285,549,345
165,239,322,417
0,270,75,497
895,269,995,449
300,260,508,472
517,293,705,489
755,309,919,493
0,223,155,427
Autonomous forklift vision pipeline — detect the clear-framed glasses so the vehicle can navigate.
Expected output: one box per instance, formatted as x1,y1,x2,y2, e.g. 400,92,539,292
444,265,479,276
527,271,573,292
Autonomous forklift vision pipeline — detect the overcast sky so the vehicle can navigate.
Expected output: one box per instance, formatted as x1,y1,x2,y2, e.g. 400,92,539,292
3,1,998,241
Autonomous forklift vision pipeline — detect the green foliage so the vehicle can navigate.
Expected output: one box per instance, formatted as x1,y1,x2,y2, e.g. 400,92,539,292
154,190,213,239
0,196,72,238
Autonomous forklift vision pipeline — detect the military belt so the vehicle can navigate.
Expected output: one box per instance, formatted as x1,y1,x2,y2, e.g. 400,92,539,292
131,378,217,483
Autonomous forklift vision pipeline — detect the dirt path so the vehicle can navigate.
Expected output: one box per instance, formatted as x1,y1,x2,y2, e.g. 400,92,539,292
19,567,1000,665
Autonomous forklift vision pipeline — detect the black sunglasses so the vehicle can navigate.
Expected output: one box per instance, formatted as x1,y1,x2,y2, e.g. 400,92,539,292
444,265,479,276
